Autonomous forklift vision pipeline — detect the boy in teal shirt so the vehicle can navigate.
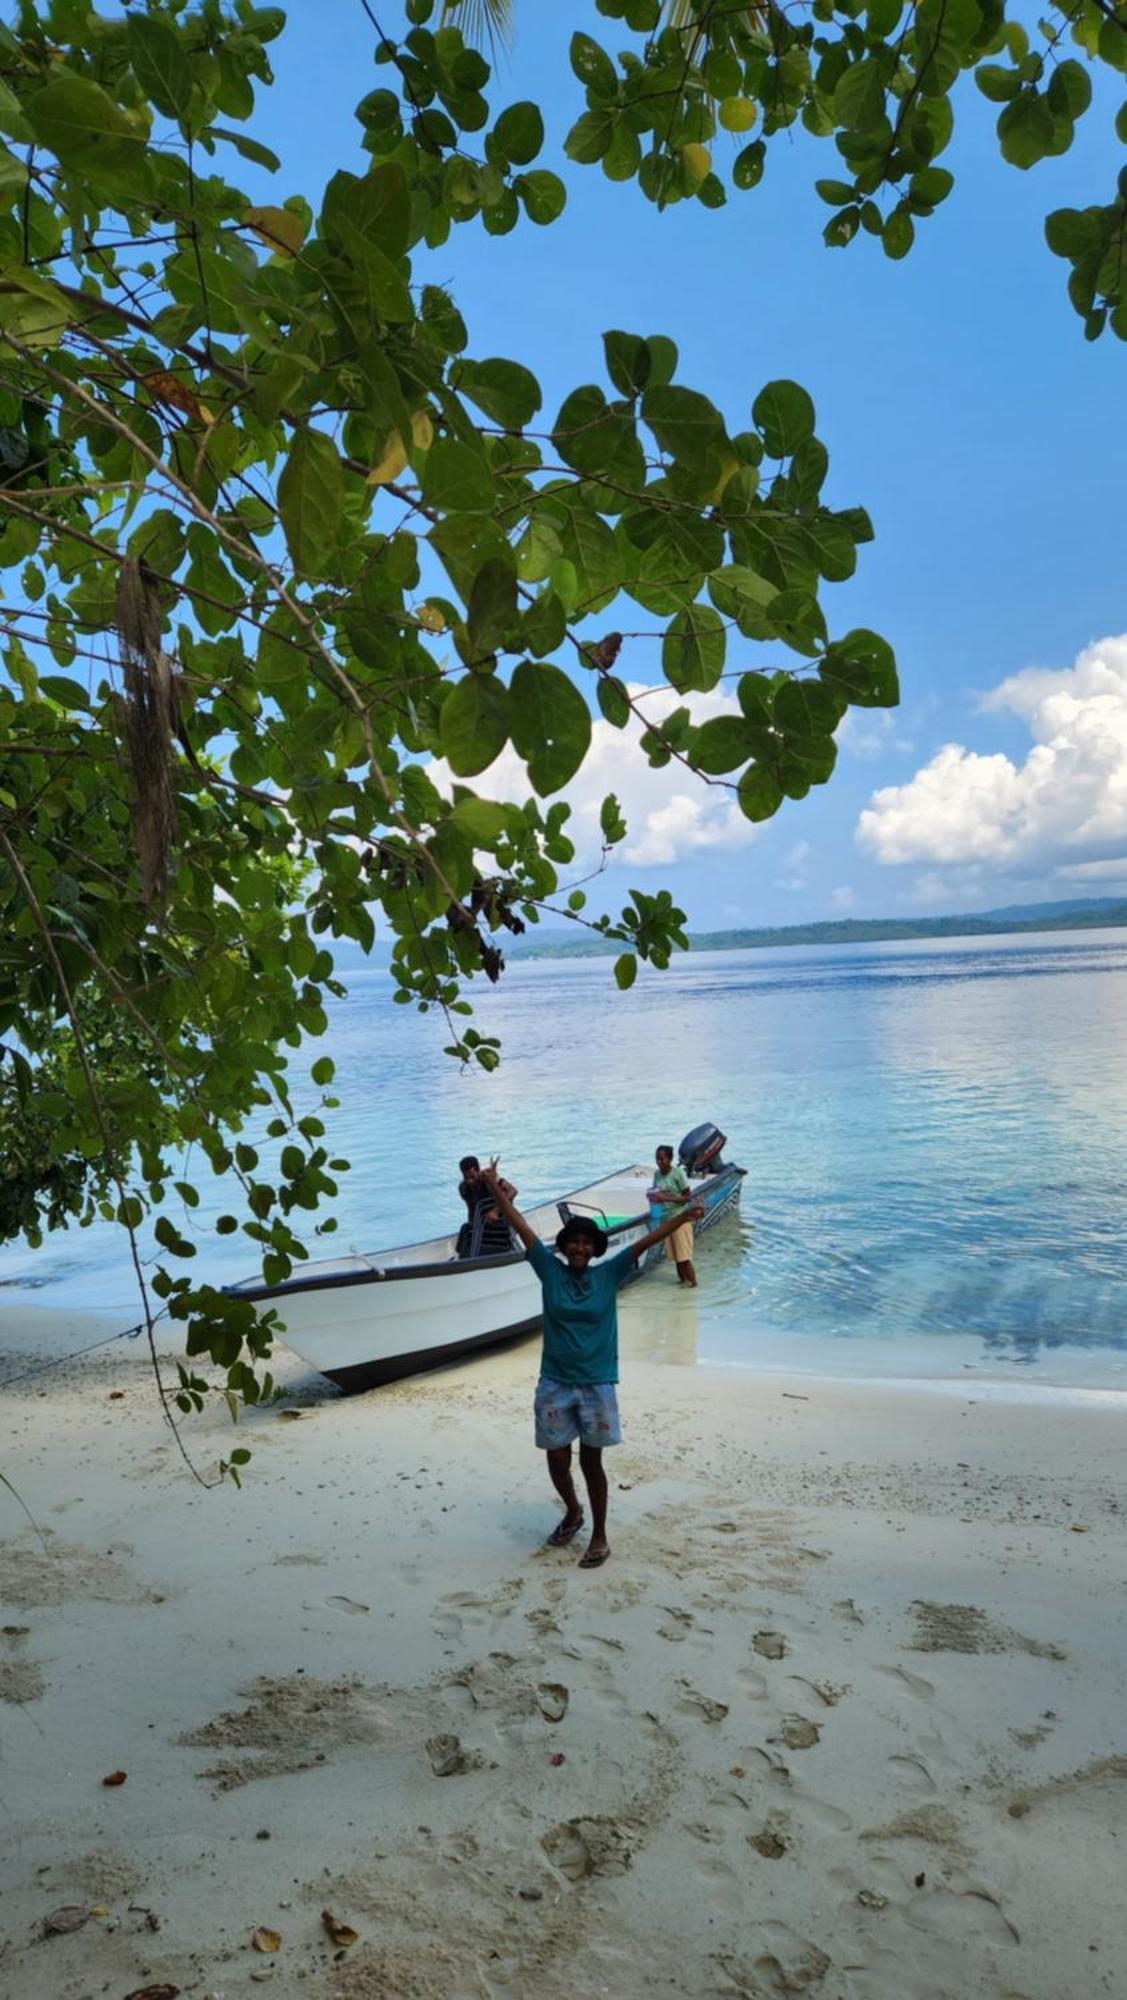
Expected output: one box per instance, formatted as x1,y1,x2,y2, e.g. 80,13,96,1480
481,1162,702,1569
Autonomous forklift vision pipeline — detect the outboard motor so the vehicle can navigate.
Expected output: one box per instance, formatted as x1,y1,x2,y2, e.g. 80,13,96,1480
679,1122,727,1177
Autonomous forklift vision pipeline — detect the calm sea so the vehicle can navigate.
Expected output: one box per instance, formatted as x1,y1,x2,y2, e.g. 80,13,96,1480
2,928,1125,1390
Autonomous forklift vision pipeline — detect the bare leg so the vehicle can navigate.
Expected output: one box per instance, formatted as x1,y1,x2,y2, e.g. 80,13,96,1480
676,1258,698,1288
545,1447,584,1543
577,1443,609,1563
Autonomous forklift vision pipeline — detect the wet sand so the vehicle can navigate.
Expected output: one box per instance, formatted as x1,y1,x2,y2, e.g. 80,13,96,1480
1,1296,1125,1998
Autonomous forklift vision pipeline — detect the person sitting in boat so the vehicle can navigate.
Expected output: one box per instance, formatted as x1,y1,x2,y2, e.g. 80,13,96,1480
456,1155,517,1259
479,1160,703,1570
650,1143,697,1289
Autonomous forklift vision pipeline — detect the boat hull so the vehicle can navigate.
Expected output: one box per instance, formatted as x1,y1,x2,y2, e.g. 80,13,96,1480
230,1163,744,1392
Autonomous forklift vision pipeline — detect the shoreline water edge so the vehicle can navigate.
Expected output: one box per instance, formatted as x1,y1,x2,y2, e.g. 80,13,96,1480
1,1294,1124,1999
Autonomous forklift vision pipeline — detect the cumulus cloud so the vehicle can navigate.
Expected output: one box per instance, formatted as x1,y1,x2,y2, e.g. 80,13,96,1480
426,683,756,871
857,634,1127,874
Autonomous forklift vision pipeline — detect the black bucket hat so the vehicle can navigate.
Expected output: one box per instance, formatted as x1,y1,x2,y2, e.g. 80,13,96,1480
555,1214,609,1257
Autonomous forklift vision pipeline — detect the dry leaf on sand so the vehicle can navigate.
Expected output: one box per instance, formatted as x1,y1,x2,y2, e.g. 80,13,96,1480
39,1905,89,1937
322,1909,359,1948
252,1925,282,1953
102,1769,128,1786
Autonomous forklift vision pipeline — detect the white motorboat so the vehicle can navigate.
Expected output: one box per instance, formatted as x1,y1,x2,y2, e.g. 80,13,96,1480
227,1125,743,1393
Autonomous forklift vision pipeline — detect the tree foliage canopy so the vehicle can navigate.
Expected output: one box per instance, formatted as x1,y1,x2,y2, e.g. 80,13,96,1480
28,0,1103,1434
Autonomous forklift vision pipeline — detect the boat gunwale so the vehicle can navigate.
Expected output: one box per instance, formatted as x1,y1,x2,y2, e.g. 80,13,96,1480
227,1163,745,1304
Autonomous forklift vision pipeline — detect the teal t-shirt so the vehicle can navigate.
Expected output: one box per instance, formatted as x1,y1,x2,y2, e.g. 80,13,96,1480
527,1236,634,1386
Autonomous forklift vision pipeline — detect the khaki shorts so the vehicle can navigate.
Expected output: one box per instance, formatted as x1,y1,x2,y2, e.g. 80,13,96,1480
664,1220,695,1263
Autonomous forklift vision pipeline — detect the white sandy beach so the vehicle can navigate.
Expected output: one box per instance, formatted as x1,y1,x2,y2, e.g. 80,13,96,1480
1,1293,1125,2000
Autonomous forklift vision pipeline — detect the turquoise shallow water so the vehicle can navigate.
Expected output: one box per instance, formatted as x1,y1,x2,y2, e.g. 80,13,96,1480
2,928,1126,1388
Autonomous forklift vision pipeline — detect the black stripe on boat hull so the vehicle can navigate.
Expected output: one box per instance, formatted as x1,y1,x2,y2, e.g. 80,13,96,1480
323,1314,544,1394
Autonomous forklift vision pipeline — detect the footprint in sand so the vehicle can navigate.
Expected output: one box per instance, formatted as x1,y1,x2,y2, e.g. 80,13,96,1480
541,1815,634,1881
749,1826,789,1859
736,1664,769,1700
676,1680,729,1724
775,1715,820,1751
536,1682,568,1723
889,1752,938,1792
753,1630,787,1660
875,1662,935,1700
790,1676,846,1708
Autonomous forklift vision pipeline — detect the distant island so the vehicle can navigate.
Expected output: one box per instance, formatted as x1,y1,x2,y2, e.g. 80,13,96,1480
507,896,1127,961
328,897,1127,972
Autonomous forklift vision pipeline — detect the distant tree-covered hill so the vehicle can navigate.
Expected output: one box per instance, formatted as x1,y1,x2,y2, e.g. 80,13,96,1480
507,898,1127,962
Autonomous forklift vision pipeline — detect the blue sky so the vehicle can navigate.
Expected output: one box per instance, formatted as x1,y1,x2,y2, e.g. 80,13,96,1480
45,3,1127,928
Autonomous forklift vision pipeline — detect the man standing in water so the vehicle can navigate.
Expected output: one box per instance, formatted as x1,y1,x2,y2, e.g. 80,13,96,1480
650,1143,698,1288
480,1163,702,1569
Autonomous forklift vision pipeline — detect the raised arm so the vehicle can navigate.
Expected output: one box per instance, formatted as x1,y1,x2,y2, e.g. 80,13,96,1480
480,1162,536,1251
628,1200,704,1265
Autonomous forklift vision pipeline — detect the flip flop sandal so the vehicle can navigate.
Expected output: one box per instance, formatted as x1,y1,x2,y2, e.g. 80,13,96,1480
578,1548,611,1569
546,1515,585,1548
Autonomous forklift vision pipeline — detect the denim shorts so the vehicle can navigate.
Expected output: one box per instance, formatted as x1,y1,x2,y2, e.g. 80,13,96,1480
534,1377,622,1450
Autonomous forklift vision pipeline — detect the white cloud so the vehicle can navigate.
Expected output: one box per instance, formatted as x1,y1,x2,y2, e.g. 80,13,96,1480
830,885,855,911
836,709,914,760
858,634,1127,875
776,839,812,891
426,683,756,871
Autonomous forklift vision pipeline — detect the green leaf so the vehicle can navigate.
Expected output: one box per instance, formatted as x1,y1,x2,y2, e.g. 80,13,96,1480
466,557,518,657
322,164,410,260
614,952,637,991
596,674,631,727
570,32,617,94
440,673,511,776
690,715,754,774
494,101,544,165
509,660,592,794
277,431,343,579
997,92,1055,170
773,678,845,738
517,170,566,224
455,357,542,429
1045,207,1098,258
834,58,886,131
662,604,726,693
603,330,651,397
882,206,915,260
27,76,148,174
38,674,90,711
127,14,193,122
600,792,626,841
0,79,34,144
564,108,615,164
752,379,816,458
737,763,785,822
975,63,1020,103
642,384,726,469
522,588,567,657
707,565,778,639
450,796,512,843
422,440,495,513
820,628,899,707
311,1056,336,1085
209,125,281,172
